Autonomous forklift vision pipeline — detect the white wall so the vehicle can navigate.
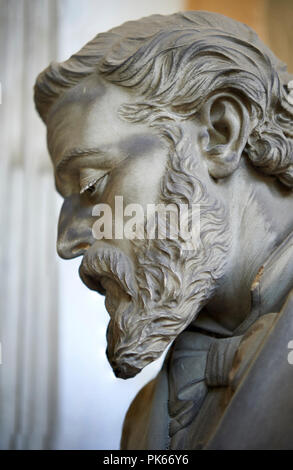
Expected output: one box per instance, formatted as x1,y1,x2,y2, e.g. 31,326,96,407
0,0,59,450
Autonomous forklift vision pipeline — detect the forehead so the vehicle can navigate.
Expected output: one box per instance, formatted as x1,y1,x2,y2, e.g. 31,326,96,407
46,75,145,169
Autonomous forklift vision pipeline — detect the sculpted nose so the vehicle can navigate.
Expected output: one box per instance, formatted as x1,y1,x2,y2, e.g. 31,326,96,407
57,195,95,259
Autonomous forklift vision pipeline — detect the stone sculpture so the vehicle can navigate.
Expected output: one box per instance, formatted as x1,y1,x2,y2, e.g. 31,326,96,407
34,11,293,449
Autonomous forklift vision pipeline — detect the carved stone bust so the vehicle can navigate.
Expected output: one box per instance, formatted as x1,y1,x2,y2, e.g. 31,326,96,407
34,11,293,449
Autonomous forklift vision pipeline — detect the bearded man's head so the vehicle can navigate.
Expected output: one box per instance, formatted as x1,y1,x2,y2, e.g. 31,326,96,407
34,11,293,378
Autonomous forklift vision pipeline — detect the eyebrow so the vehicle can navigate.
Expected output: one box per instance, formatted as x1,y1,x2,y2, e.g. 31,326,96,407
56,146,107,173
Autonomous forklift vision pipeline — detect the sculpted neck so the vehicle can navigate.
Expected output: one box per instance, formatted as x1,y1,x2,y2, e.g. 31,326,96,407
205,158,293,332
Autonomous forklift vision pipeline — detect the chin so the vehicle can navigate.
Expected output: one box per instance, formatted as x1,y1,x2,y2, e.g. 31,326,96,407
106,347,161,380
105,305,187,380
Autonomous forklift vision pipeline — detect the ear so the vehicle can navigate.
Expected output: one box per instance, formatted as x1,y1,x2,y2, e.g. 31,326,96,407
198,93,250,178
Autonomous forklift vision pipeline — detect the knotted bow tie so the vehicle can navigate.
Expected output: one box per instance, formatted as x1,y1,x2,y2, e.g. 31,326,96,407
168,330,243,448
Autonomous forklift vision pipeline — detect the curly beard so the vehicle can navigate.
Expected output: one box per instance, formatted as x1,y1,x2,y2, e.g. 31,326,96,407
79,132,231,378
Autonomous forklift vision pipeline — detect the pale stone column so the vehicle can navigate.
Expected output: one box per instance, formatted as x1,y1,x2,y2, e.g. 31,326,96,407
0,0,59,450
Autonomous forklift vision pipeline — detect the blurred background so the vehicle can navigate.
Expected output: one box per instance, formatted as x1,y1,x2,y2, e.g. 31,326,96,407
0,0,292,450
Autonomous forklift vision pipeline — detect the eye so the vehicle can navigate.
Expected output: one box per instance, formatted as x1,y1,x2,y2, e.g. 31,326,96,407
85,182,97,194
80,172,109,197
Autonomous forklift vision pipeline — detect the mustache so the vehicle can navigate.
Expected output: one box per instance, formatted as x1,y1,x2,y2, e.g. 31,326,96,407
79,240,182,379
79,241,137,299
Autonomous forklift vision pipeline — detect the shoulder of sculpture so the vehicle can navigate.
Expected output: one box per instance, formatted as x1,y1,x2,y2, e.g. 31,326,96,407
207,288,293,449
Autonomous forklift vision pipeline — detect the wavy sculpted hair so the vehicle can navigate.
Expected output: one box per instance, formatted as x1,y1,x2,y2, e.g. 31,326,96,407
34,10,293,187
